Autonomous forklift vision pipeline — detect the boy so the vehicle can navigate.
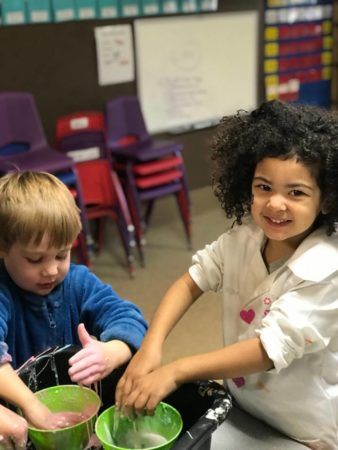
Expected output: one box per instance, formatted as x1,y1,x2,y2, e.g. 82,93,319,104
0,171,147,435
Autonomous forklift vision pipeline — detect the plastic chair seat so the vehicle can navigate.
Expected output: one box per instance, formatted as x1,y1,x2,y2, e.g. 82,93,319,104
56,171,77,185
115,155,183,176
0,146,74,173
56,111,105,141
58,133,105,152
78,160,117,207
111,139,183,161
0,142,29,156
134,169,183,189
138,181,183,201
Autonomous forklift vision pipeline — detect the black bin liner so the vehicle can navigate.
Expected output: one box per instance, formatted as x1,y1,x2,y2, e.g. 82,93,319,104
17,346,232,450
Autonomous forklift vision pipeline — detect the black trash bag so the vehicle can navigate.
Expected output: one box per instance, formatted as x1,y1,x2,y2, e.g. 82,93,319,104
17,345,232,450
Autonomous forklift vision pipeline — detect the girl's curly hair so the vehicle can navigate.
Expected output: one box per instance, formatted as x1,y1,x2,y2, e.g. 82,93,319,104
211,100,338,235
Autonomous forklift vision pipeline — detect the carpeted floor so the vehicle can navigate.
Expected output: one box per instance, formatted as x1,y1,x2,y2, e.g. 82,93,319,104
91,185,231,364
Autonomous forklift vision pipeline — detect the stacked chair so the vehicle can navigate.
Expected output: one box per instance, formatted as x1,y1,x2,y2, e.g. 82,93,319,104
55,111,137,277
105,96,191,265
0,92,78,183
0,91,90,264
55,110,106,163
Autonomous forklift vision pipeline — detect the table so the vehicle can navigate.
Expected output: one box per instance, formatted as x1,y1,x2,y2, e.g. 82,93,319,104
211,406,309,450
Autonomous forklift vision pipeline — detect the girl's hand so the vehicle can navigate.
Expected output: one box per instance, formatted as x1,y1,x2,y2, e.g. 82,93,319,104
115,344,162,409
0,404,27,450
68,324,132,385
119,364,179,416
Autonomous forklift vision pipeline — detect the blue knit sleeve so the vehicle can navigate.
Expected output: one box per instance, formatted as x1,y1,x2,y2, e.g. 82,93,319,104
70,265,148,350
0,342,12,365
0,287,12,365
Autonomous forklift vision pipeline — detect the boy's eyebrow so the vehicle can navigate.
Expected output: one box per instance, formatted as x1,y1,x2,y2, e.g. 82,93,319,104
253,176,314,190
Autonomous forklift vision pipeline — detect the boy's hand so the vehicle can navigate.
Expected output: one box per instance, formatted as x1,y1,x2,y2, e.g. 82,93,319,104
0,404,27,450
22,399,72,430
115,344,162,409
68,323,132,385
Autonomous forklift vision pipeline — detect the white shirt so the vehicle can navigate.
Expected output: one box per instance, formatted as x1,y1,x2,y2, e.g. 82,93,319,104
189,218,338,450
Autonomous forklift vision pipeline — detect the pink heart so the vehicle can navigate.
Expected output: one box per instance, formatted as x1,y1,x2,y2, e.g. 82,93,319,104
240,309,255,324
232,377,245,388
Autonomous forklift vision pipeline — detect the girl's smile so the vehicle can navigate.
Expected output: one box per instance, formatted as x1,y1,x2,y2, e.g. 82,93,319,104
263,217,291,227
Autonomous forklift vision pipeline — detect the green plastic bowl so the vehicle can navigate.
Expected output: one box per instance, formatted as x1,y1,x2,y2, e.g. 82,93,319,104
95,402,183,450
28,384,101,450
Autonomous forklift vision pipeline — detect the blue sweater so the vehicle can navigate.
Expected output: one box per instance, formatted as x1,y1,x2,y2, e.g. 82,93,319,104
0,263,147,368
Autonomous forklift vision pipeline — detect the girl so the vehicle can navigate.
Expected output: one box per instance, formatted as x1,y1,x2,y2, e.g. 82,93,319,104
115,100,338,450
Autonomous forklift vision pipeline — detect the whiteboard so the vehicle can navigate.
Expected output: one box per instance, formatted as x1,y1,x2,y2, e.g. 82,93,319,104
134,11,258,134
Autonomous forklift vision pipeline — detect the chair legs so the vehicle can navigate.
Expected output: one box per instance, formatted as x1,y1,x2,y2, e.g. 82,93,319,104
124,184,146,267
73,168,95,253
115,213,136,277
123,181,192,262
176,189,192,249
115,159,192,264
87,213,136,278
144,199,155,228
110,169,141,272
72,231,91,266
96,217,107,252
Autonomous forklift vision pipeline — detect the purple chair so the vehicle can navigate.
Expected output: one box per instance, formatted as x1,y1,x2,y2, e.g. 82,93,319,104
105,96,191,264
0,91,91,255
0,92,76,174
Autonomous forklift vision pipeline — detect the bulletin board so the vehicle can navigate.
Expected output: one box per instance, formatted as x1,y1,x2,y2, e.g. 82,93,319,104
134,11,259,134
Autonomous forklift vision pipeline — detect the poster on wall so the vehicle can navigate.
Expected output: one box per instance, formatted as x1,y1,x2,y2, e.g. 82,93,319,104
94,24,135,86
134,12,258,133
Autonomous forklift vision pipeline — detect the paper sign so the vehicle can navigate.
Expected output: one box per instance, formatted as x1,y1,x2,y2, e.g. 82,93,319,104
94,24,135,86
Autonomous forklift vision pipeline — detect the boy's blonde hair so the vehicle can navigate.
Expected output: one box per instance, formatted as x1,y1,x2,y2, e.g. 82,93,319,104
0,171,82,251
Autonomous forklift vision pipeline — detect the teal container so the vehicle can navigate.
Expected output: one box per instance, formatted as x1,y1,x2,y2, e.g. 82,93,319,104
160,0,179,14
180,0,199,13
120,0,140,17
95,402,183,450
28,385,101,450
1,0,27,25
51,0,76,22
75,0,97,19
26,0,52,23
141,0,160,15
97,0,120,18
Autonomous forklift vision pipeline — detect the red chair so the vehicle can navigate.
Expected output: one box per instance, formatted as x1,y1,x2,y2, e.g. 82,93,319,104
105,96,191,264
75,159,136,277
55,111,107,162
55,111,136,276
